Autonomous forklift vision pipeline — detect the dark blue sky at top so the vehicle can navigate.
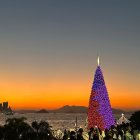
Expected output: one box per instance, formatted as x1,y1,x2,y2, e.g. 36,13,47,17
0,0,140,83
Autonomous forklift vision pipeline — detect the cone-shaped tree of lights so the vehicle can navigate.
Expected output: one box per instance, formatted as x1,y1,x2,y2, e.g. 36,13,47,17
88,57,115,130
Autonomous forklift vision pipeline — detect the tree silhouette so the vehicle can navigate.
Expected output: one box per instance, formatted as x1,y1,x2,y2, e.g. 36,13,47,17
4,117,33,140
32,120,55,140
0,117,57,140
129,110,140,129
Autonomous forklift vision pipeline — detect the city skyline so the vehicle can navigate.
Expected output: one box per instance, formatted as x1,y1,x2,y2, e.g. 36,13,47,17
0,1,140,110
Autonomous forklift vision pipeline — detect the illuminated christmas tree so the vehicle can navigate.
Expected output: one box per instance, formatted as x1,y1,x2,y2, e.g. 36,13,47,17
88,57,115,130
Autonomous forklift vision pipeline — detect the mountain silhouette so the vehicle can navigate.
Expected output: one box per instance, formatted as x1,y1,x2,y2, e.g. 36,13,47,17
15,105,133,114
49,105,126,114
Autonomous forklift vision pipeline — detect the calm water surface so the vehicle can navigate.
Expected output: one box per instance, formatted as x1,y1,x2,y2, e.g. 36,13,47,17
0,113,131,130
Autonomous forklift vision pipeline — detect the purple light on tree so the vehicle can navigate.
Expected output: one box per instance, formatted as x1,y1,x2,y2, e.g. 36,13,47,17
88,57,115,130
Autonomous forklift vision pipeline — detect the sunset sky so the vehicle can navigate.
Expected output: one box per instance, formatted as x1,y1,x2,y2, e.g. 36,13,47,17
0,1,140,110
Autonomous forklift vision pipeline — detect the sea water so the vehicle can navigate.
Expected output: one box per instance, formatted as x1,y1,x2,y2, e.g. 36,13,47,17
0,113,131,130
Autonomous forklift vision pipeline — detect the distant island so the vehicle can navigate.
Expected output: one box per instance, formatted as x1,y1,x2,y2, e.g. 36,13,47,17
49,105,87,113
48,105,130,114
15,105,134,115
36,109,49,113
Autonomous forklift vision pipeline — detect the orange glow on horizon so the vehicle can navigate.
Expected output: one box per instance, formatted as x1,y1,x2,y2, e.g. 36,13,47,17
0,66,140,111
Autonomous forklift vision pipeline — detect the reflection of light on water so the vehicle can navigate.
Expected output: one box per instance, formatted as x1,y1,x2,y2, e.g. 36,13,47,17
0,113,131,130
0,113,87,130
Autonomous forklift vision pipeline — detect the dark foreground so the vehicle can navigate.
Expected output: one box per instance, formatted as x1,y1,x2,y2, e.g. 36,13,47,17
0,110,140,140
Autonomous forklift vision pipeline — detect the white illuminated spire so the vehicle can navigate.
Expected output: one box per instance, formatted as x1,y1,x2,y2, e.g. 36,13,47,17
97,56,100,66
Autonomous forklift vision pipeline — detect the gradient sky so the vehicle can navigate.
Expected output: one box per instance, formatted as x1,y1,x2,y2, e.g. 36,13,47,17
0,0,140,110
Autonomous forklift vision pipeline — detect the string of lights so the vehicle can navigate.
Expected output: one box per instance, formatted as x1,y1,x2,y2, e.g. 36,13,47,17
88,65,115,130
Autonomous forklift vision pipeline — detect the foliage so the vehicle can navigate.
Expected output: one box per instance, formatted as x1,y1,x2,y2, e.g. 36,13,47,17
129,110,140,129
0,117,57,140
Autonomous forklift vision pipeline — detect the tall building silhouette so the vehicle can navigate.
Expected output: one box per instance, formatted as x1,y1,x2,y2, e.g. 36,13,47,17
88,57,115,130
0,102,12,113
0,103,2,111
3,102,8,110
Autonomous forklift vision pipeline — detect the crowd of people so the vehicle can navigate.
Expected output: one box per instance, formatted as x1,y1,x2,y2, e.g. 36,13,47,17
62,123,140,140
0,117,140,140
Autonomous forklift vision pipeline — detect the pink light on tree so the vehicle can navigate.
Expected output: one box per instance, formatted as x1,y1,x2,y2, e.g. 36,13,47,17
88,57,115,130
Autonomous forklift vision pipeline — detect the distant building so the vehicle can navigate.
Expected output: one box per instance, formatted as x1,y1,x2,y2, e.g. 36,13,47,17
0,102,12,113
3,102,8,110
0,103,2,111
117,114,130,125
